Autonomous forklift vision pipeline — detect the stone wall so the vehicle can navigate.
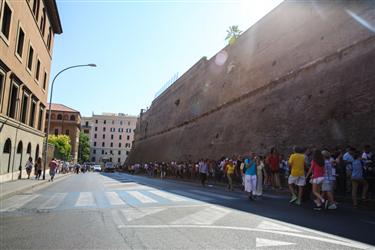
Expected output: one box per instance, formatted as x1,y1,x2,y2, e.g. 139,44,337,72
128,0,375,163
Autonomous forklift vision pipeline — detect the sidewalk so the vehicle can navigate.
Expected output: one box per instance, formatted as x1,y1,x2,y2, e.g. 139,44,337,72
0,172,71,200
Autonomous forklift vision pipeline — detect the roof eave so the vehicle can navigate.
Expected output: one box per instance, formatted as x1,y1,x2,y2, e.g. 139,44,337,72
44,0,63,34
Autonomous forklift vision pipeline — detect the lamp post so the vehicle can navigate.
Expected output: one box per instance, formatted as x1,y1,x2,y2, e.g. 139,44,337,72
43,64,96,180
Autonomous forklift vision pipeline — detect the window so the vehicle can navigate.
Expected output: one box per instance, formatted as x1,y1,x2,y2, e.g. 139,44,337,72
66,129,69,135
101,150,104,154
84,129,89,134
40,9,46,35
7,82,19,119
29,99,36,127
118,158,121,163
112,120,114,124
70,115,75,121
110,150,113,154
1,2,12,40
103,127,106,132
104,120,106,124
91,157,95,162
95,126,97,131
38,106,44,130
54,128,58,136
102,134,105,139
27,45,34,71
47,27,52,50
95,120,98,124
94,142,96,146
110,142,113,147
94,134,97,139
120,121,123,125
110,157,112,162
16,27,25,58
0,71,4,106
118,151,121,155
32,0,40,20
93,149,96,154
57,114,62,120
127,135,130,140
85,121,88,126
128,121,130,126
119,135,122,140
111,134,113,140
20,92,29,124
126,151,129,156
43,72,47,90
102,142,105,147
119,143,121,147
35,59,41,81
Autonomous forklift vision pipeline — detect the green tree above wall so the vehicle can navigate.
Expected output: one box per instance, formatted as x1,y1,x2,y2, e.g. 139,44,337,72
225,25,242,45
48,135,71,161
78,132,90,163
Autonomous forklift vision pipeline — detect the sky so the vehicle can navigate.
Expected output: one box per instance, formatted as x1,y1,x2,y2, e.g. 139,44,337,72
50,0,284,117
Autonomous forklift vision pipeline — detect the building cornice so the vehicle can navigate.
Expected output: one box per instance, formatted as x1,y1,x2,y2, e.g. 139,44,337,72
43,0,63,34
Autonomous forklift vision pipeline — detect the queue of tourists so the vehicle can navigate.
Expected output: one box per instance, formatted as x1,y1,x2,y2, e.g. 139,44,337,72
126,145,374,209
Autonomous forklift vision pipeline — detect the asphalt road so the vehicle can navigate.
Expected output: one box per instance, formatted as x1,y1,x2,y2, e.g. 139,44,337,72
1,172,374,250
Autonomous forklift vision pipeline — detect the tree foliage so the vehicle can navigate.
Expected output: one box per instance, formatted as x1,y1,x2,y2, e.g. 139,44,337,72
78,132,90,163
225,25,242,45
48,135,71,160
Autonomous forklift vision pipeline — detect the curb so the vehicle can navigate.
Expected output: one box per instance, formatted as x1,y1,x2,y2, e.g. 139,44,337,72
0,174,71,201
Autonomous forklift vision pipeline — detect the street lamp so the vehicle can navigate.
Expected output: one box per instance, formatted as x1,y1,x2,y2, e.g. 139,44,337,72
43,64,96,180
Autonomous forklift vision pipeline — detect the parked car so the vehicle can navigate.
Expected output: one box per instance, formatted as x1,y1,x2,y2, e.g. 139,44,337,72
93,165,102,172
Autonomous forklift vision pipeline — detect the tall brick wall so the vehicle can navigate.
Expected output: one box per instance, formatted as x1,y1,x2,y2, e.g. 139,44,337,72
128,0,375,163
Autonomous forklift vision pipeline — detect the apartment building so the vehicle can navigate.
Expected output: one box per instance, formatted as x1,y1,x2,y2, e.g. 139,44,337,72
46,103,81,163
0,0,62,182
81,113,137,166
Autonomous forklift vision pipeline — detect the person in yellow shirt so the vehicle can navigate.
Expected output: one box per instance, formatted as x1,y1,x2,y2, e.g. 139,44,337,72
288,146,306,205
226,160,235,191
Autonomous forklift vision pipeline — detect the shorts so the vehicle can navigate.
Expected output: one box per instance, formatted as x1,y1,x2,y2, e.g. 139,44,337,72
312,177,324,185
288,175,306,186
322,181,333,192
245,175,257,193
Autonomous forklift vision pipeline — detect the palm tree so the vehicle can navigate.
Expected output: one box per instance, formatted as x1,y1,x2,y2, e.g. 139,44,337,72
225,25,242,45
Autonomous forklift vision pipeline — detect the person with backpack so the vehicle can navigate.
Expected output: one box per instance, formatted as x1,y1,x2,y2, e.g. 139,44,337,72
25,157,33,179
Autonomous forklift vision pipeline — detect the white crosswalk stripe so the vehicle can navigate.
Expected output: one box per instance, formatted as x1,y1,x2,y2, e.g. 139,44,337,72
128,191,157,203
38,193,67,210
171,206,229,225
149,190,187,202
105,192,126,205
75,192,95,207
120,207,166,222
191,190,237,200
0,194,40,212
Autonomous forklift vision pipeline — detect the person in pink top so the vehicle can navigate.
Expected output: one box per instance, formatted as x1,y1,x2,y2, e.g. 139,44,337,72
306,149,325,210
49,158,58,182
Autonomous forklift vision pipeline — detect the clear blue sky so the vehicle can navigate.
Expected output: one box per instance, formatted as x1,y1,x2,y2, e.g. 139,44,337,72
51,0,283,117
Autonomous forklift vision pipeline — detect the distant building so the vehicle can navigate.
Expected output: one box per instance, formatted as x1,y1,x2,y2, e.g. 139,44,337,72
0,0,62,182
46,103,81,163
81,113,137,166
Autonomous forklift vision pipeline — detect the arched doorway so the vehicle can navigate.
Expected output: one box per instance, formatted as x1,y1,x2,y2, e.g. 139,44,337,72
17,141,23,175
27,142,32,156
3,139,12,173
35,144,40,161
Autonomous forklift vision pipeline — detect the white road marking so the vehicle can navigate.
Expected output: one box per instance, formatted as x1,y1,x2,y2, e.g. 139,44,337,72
0,194,40,212
256,238,295,248
38,193,67,210
171,206,229,225
117,225,372,249
128,191,157,203
121,207,165,222
170,190,213,201
191,190,236,200
256,220,300,233
105,192,126,206
75,192,95,207
149,190,187,202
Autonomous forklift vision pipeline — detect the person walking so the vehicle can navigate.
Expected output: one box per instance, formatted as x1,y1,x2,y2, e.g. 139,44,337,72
25,157,33,179
288,146,306,206
255,156,266,197
35,157,42,180
226,160,235,191
49,158,58,182
306,150,325,210
243,154,257,201
322,150,337,210
351,151,369,208
199,159,208,187
266,148,281,189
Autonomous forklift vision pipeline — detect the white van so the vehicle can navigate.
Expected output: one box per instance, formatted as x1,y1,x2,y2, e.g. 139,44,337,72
104,162,114,172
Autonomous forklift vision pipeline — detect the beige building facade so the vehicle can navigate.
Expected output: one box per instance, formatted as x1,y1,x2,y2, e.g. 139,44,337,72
47,103,81,163
81,113,137,166
0,0,62,182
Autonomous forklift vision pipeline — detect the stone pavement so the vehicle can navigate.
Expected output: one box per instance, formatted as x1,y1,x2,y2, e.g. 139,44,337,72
0,172,71,200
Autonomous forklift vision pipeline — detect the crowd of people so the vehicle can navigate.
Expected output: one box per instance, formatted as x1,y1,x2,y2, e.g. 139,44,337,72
126,145,374,209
